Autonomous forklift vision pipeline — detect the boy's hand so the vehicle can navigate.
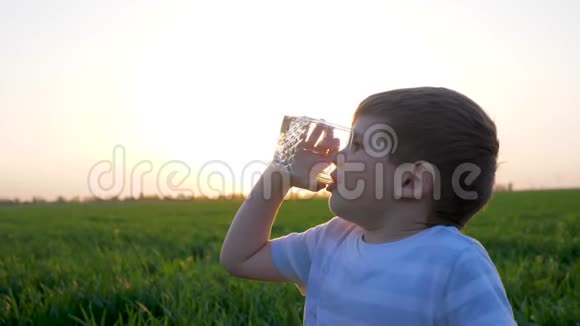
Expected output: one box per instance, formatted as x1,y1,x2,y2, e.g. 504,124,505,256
281,123,340,192
221,123,339,284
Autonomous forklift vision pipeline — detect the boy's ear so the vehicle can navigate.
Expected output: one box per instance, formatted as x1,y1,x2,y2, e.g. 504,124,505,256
398,161,435,200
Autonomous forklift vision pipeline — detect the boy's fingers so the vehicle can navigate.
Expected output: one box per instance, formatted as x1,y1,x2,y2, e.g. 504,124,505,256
299,122,337,152
298,124,309,145
289,151,333,191
296,147,335,162
305,124,324,147
312,137,340,157
317,137,340,155
308,180,327,192
324,126,334,139
297,178,326,192
307,171,331,192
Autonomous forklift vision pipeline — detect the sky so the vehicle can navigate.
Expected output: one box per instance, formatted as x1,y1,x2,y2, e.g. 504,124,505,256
1,0,579,200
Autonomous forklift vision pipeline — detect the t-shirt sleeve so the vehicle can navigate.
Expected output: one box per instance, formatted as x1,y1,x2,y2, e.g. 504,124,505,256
270,218,333,295
443,243,516,326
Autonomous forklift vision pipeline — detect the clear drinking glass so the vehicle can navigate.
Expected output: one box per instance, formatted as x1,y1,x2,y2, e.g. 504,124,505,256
272,115,352,186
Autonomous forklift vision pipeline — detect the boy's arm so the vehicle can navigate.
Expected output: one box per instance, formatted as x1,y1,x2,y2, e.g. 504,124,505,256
220,124,338,282
219,164,291,281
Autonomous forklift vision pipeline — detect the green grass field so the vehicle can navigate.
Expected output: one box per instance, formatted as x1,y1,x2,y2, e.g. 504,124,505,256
0,190,578,325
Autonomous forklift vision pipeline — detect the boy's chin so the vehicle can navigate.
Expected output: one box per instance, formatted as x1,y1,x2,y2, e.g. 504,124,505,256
328,198,363,226
328,193,340,215
329,190,389,223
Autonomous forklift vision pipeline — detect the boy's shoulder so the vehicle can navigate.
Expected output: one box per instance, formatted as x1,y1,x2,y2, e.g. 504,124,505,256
325,215,356,230
418,224,492,261
315,216,358,242
419,226,500,279
327,217,482,247
318,217,490,260
432,225,485,251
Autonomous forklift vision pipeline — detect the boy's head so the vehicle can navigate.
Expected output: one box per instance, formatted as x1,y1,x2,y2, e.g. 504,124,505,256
328,87,499,230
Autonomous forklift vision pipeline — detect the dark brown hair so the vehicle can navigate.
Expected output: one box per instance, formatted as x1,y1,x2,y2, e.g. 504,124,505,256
354,87,499,228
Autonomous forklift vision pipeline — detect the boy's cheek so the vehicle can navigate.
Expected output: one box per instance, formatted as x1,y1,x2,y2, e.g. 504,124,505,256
329,192,387,225
332,156,396,203
333,167,388,200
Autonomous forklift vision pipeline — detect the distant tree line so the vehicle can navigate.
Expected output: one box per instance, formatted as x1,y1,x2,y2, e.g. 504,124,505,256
493,182,514,192
1,182,518,206
0,190,331,206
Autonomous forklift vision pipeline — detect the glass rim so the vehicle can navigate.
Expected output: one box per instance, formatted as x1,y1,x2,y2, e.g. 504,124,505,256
295,116,352,133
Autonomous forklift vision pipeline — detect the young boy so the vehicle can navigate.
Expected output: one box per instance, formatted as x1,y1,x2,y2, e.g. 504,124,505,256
220,87,516,325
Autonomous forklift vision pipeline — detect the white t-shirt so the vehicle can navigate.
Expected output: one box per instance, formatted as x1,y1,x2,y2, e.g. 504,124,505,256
271,216,516,325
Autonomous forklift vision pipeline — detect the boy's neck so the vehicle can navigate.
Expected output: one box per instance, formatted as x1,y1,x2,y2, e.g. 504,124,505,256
361,206,432,244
